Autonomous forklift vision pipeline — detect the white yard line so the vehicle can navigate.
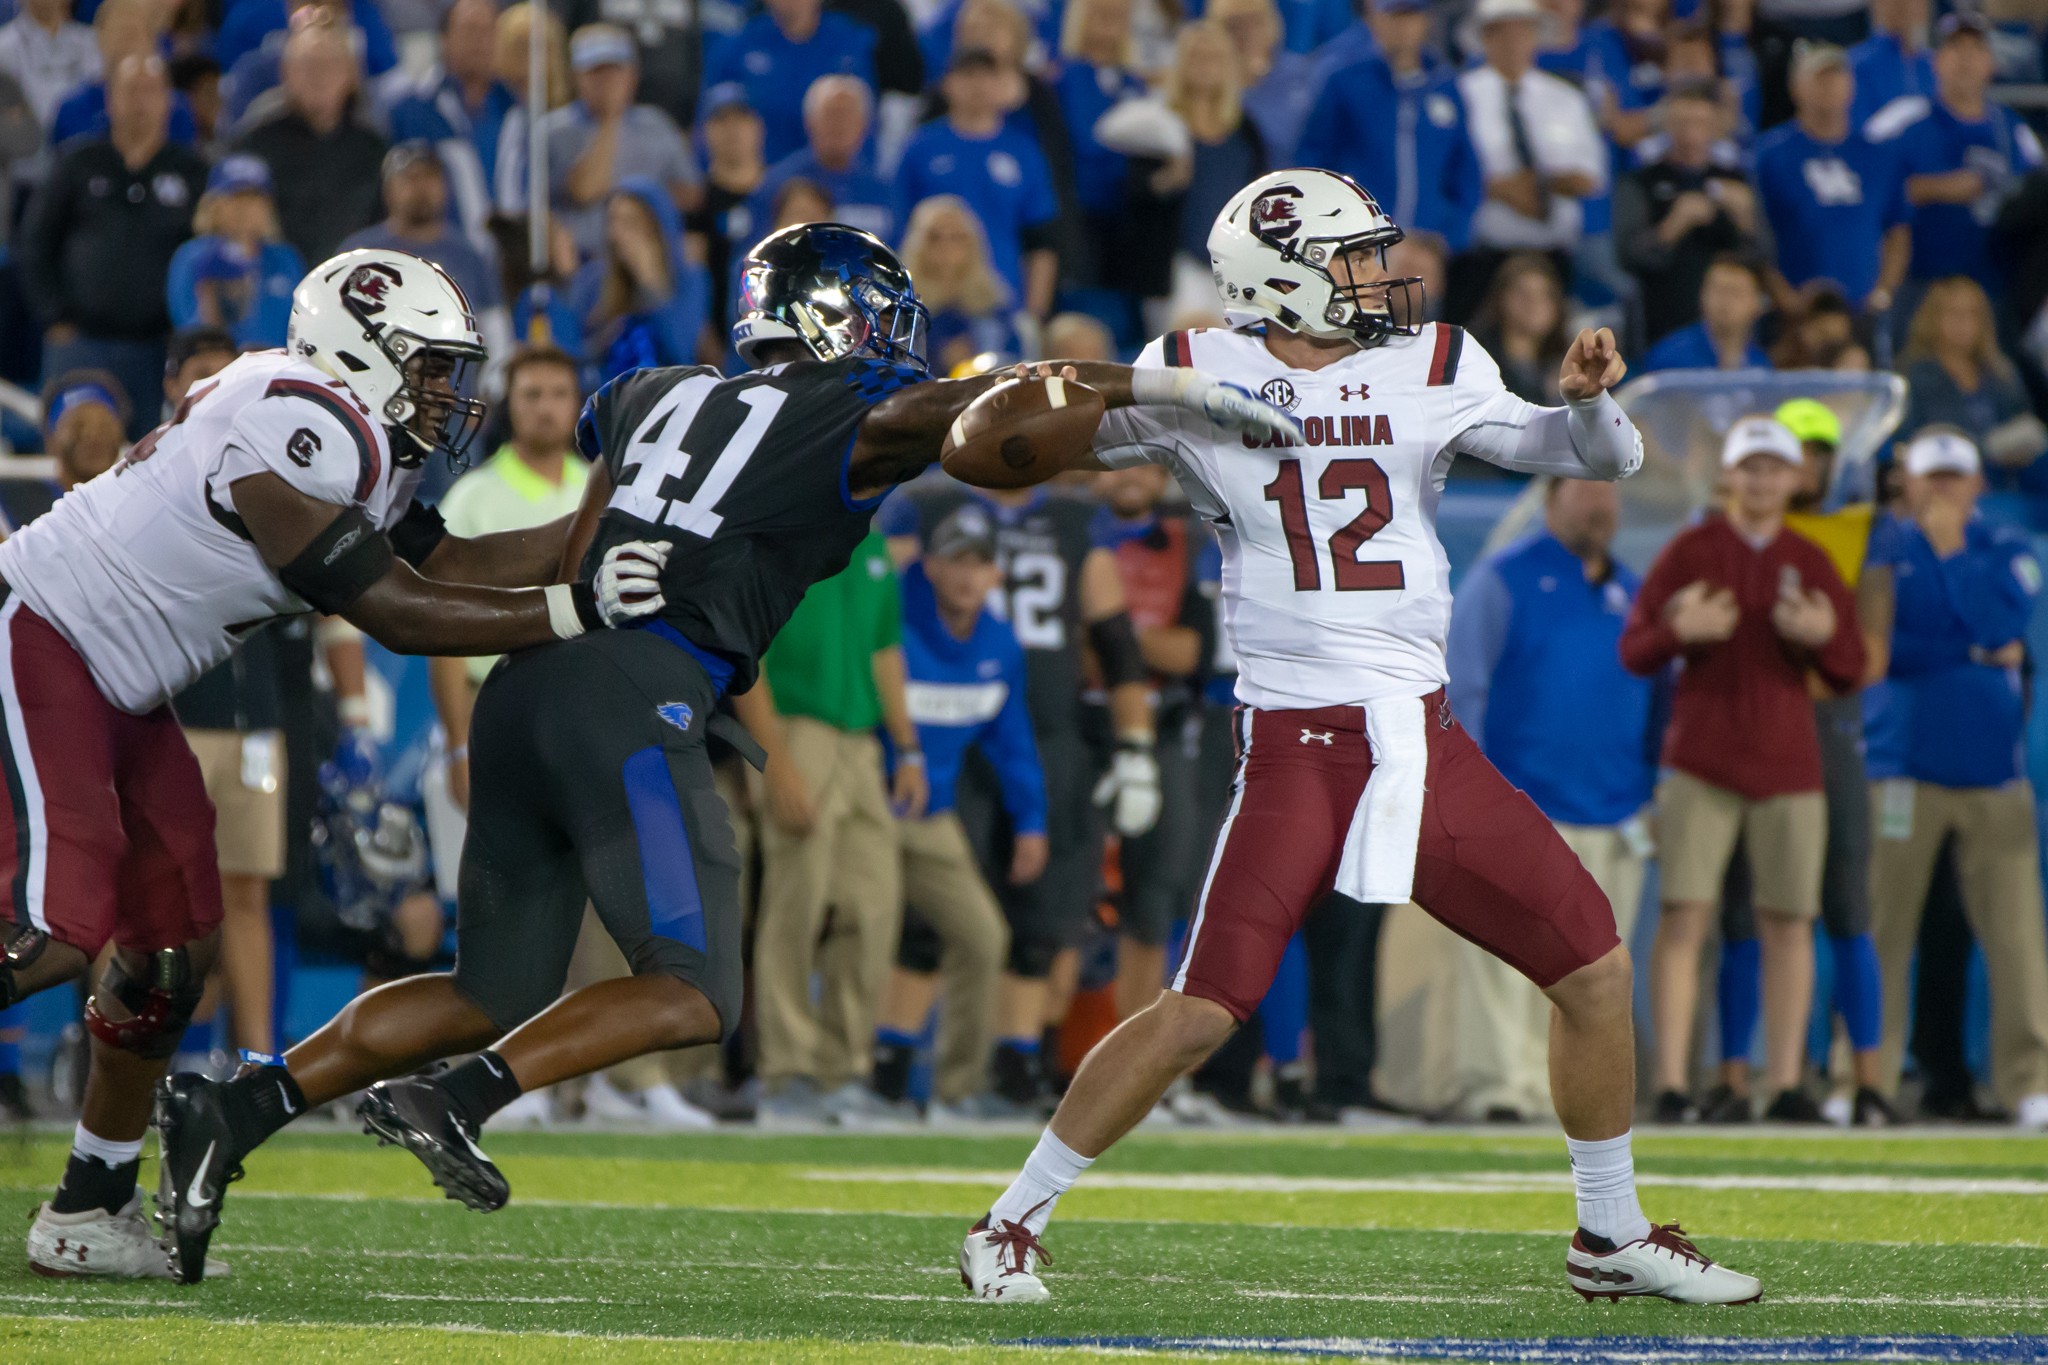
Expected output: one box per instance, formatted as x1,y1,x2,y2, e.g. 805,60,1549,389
802,1168,2048,1198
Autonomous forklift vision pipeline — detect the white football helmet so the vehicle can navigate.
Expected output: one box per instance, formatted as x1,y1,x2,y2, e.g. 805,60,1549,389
1208,168,1425,345
288,248,489,467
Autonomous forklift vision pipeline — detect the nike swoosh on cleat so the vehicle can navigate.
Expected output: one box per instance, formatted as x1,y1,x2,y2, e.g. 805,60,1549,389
187,1143,216,1209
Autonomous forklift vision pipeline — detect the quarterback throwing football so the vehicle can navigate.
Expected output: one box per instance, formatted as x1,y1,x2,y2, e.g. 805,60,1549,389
960,169,1761,1306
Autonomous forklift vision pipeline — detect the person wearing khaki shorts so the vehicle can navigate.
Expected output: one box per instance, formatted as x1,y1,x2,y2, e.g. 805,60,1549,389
1621,416,1865,1122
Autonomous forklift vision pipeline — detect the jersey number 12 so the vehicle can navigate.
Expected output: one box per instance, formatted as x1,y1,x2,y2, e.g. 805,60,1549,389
613,381,788,537
1263,457,1404,592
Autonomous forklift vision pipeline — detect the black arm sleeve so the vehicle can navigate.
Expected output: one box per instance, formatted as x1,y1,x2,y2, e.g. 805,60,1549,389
387,500,448,568
1088,611,1146,688
277,506,396,614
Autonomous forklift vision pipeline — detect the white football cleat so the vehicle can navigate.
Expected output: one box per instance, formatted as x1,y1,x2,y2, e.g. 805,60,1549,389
1567,1223,1760,1304
960,1214,1052,1303
28,1189,228,1280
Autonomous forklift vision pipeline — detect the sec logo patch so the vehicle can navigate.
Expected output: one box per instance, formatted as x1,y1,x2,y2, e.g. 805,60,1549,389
286,427,322,468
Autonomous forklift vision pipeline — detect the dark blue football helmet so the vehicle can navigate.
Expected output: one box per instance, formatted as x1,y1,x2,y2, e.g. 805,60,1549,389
733,222,931,374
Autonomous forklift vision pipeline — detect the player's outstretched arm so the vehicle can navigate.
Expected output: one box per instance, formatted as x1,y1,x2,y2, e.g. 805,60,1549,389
231,471,663,656
847,362,1301,496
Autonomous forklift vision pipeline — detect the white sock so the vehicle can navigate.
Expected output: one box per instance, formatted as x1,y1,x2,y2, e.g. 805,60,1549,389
1566,1131,1651,1247
987,1129,1093,1236
72,1123,143,1167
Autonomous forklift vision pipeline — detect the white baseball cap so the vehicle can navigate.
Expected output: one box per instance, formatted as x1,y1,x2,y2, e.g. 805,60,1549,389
1720,415,1803,469
1903,428,1982,477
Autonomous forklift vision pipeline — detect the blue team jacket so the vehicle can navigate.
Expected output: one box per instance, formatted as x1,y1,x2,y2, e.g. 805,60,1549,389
1447,531,1657,827
900,563,1047,833
1863,513,2039,789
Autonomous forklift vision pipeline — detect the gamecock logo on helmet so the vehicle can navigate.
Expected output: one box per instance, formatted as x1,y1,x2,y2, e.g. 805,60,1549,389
341,262,403,317
1250,190,1302,242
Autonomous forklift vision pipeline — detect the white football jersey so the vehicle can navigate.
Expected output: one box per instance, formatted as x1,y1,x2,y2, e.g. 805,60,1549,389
1097,323,1612,710
0,351,419,714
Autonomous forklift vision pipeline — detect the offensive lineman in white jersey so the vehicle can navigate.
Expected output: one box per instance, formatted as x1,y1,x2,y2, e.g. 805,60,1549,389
959,170,1762,1304
1,249,664,1279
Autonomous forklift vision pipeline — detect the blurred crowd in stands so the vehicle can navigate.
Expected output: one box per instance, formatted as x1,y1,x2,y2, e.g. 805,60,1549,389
2,0,2048,1130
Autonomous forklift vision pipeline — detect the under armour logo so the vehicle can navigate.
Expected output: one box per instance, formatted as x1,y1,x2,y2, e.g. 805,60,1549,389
1300,729,1334,746
1338,384,1370,402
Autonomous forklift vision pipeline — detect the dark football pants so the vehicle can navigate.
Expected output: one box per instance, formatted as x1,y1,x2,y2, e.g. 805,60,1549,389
452,629,745,1040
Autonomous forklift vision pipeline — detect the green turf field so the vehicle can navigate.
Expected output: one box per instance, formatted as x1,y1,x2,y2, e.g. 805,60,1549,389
4,1121,2046,1362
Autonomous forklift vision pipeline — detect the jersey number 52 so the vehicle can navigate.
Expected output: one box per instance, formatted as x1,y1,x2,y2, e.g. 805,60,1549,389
1263,457,1404,592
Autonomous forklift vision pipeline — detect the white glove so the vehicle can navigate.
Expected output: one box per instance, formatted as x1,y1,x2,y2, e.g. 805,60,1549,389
595,539,670,624
545,540,672,638
1093,737,1162,837
1131,366,1303,445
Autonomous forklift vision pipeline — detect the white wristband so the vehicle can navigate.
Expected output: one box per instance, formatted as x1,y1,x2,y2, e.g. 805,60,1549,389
545,583,587,640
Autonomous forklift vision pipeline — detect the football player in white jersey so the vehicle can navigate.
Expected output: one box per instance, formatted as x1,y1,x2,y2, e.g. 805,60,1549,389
1,248,666,1279
959,170,1762,1305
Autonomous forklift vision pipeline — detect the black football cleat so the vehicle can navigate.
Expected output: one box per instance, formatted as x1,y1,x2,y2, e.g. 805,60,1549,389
153,1073,245,1285
358,1076,510,1212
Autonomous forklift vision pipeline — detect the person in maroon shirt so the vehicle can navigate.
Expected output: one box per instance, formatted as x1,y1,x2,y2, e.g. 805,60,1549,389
1621,415,1866,1124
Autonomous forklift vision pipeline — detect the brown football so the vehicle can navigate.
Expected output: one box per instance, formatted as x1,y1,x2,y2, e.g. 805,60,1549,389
938,376,1106,490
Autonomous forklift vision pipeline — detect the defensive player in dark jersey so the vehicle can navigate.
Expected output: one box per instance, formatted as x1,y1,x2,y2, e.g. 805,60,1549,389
882,478,1161,1109
152,223,1300,1281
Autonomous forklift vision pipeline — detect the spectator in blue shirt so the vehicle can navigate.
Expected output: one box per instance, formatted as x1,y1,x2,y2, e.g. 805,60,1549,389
1897,277,2048,501
1296,0,1482,254
866,507,1046,1120
900,195,1018,373
1207,0,1315,166
1753,41,1910,315
1847,0,1933,132
49,0,198,146
1640,253,1771,373
756,74,893,243
897,47,1060,317
166,154,304,350
700,0,878,165
1446,477,1656,1119
1865,428,2048,1130
543,24,700,261
568,176,711,383
1056,0,1146,212
1884,15,2044,296
383,0,515,255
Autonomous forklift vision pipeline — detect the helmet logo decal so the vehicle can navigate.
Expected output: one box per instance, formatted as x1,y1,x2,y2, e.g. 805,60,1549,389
1259,378,1300,412
341,262,402,317
1250,188,1304,243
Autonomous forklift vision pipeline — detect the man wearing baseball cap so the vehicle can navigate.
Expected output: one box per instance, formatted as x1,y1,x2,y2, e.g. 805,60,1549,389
861,505,1048,1122
1862,428,2048,1130
1753,39,1912,316
1706,395,1895,1125
546,22,699,260
1885,11,2044,297
1620,415,1865,1124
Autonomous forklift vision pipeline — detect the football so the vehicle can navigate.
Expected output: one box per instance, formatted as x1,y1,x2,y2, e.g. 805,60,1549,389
938,375,1107,489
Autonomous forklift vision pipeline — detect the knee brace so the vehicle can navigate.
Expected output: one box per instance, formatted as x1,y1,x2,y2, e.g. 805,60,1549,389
85,945,206,1059
897,913,943,975
1,924,51,1008
1006,931,1061,980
